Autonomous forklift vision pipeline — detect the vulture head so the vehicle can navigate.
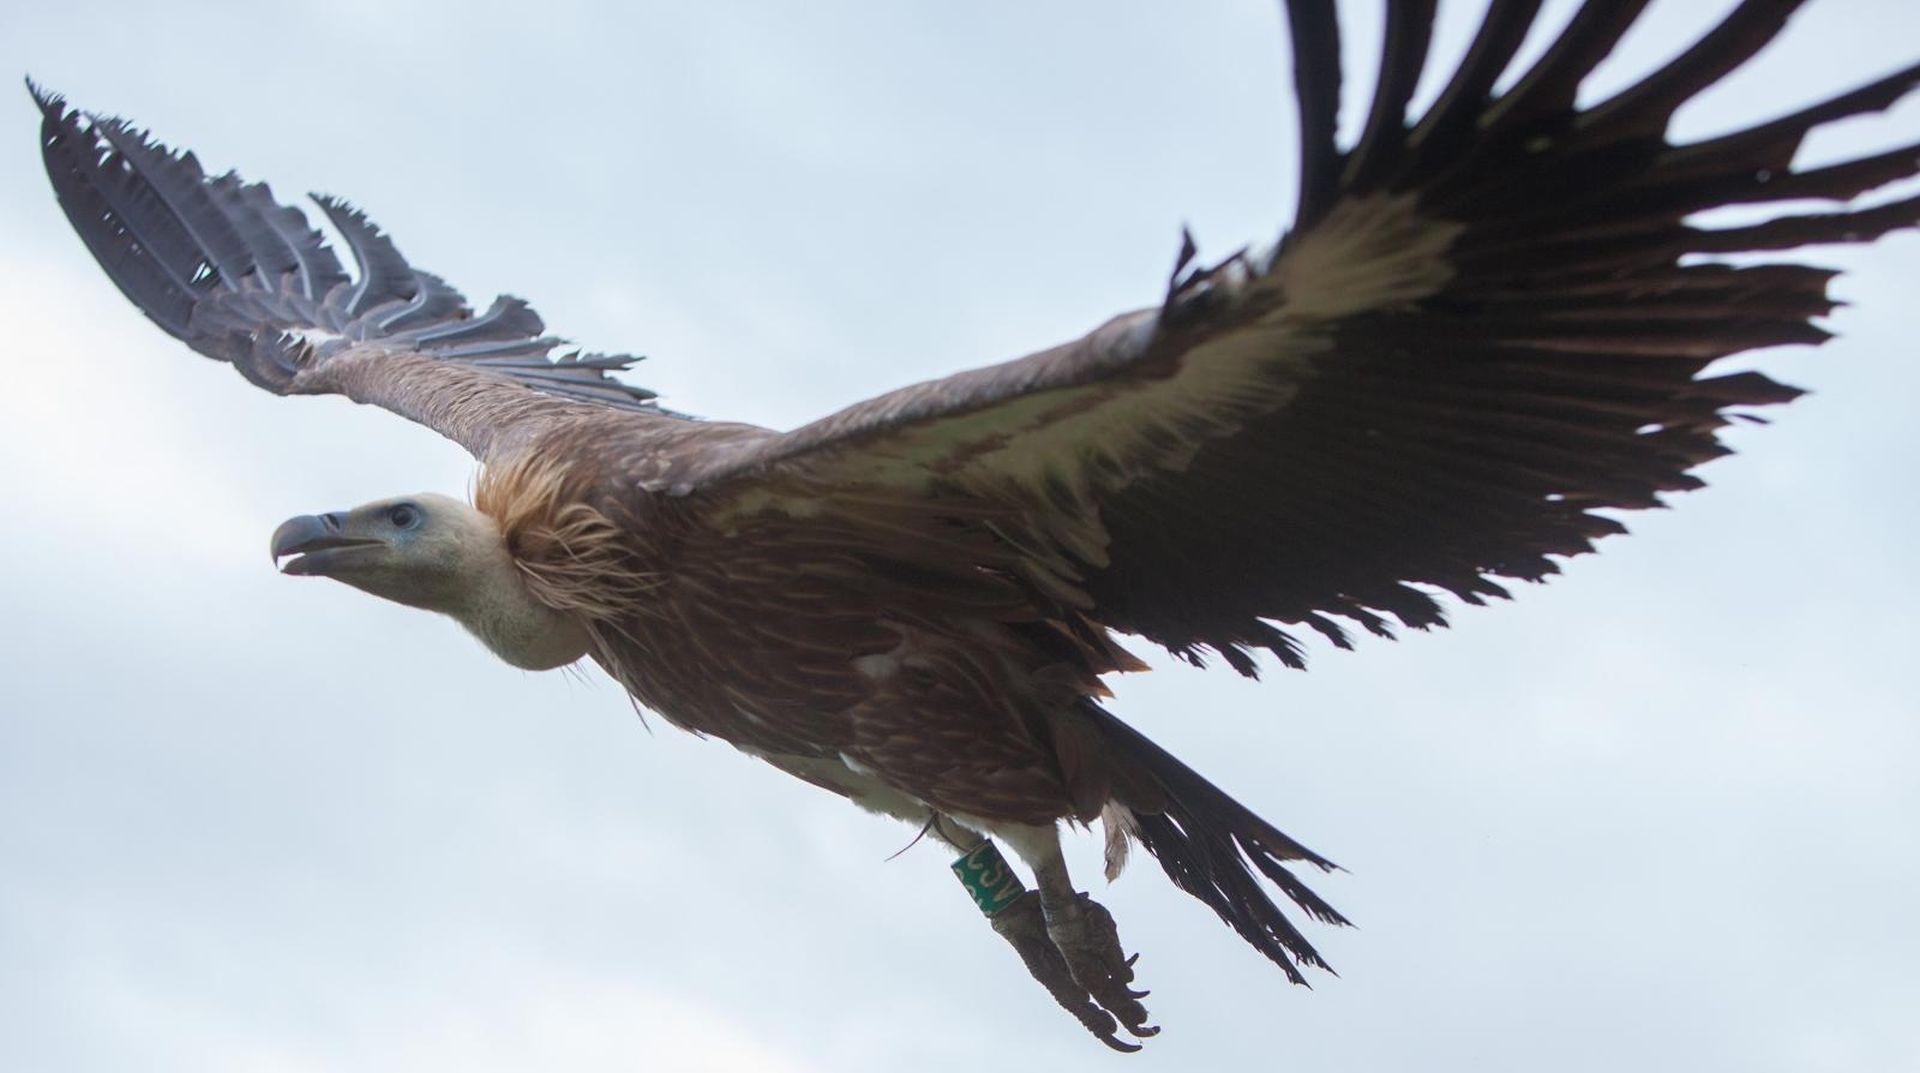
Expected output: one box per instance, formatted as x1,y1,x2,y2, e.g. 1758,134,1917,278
270,493,592,671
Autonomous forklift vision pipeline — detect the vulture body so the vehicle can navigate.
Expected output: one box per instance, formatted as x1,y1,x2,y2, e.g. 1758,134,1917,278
32,0,1920,1051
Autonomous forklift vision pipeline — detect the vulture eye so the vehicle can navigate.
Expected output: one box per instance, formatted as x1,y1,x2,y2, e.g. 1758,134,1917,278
387,503,422,529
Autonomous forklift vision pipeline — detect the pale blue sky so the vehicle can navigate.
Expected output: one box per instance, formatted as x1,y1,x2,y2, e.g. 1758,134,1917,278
2,2,1916,1070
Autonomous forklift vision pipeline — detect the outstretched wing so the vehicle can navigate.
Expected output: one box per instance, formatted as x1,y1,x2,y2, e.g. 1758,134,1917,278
681,1,1920,673
31,82,682,460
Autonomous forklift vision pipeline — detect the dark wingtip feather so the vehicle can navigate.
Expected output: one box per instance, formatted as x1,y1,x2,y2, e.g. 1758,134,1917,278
1481,0,1654,135
30,88,672,416
87,115,261,293
1280,0,1344,229
32,84,211,340
1341,0,1437,193
1577,0,1810,142
310,193,418,317
25,76,62,112
1404,0,1545,164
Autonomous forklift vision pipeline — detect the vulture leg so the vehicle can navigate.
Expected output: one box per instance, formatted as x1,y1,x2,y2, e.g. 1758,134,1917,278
993,823,1157,1048
754,755,1154,1046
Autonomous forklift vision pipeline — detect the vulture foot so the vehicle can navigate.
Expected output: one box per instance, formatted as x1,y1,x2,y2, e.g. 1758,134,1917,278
1042,891,1157,1042
990,891,1152,1051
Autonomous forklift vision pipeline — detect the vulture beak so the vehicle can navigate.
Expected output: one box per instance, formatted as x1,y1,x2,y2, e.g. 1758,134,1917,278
271,513,384,576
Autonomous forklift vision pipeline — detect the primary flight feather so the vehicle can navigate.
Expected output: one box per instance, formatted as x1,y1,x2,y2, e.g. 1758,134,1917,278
31,0,1920,1051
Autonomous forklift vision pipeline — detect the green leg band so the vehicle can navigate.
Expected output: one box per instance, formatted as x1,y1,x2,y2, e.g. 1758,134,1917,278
952,841,1025,917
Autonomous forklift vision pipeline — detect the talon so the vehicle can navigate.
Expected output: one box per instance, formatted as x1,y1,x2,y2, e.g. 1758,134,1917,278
989,891,1138,1049
982,864,1156,1047
1040,891,1155,1042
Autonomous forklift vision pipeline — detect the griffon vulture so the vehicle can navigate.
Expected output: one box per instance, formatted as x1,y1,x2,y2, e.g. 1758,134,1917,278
31,0,1920,1051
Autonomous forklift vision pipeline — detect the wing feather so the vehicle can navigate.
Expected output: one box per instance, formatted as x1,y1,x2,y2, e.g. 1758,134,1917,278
1403,0,1543,162
231,178,347,301
1282,0,1343,228
29,81,678,459
1476,0,1654,134
682,4,1920,673
1578,0,1807,140
87,118,257,291
1340,0,1435,193
311,195,417,319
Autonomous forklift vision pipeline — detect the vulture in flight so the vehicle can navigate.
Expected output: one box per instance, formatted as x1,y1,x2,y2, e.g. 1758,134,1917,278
31,0,1920,1052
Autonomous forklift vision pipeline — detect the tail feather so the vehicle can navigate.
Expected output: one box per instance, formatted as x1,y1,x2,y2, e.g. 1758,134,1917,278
1089,705,1348,984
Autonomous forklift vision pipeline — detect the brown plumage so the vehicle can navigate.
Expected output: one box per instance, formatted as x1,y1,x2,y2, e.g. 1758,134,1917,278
31,0,1920,1051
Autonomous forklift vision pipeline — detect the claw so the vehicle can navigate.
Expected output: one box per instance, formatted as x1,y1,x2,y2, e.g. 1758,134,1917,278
991,892,1136,1048
987,888,1160,1047
1041,892,1156,1040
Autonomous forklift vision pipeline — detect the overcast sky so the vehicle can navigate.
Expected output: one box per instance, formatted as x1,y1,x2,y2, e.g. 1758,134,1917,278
2,2,1916,1070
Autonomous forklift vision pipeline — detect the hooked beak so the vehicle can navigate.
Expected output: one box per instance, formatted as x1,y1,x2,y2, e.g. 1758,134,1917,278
271,513,384,576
